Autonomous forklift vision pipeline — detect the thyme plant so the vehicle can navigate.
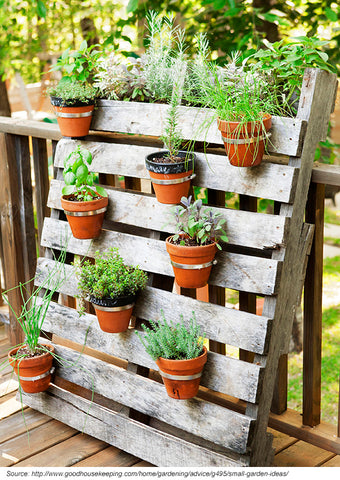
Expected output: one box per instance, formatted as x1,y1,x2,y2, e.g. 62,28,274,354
62,145,107,201
136,311,204,361
170,196,228,249
77,248,148,301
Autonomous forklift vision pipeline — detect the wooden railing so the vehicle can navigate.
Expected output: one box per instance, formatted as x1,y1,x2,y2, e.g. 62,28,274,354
0,116,339,448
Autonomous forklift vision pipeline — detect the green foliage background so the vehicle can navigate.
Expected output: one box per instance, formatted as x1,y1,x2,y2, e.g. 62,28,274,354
2,0,340,84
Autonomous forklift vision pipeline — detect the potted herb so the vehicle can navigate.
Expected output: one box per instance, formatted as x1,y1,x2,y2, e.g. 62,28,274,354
189,35,279,167
77,248,148,333
1,250,67,394
136,311,207,399
61,145,108,239
143,12,195,204
48,40,100,137
166,196,228,288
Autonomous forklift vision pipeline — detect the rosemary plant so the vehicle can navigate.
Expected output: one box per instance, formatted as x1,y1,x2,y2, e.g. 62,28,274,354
136,311,204,361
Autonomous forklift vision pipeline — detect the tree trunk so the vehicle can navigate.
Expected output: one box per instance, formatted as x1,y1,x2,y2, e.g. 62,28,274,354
253,0,280,43
80,17,99,46
0,79,11,117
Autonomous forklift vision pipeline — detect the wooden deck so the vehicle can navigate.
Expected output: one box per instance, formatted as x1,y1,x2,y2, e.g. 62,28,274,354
0,324,339,468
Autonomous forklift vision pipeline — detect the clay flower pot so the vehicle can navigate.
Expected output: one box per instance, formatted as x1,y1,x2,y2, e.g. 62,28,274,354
50,96,94,138
8,344,54,394
217,113,272,167
156,346,207,399
61,194,108,239
166,236,217,289
90,294,137,333
145,151,196,204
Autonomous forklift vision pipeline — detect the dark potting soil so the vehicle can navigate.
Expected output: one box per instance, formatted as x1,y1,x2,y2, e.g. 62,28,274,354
151,155,184,164
65,194,101,202
168,236,214,247
15,345,50,358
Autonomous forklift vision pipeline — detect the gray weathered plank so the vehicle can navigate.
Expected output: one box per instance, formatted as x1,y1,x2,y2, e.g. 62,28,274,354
35,258,272,354
54,139,298,203
47,344,254,453
48,179,289,250
92,100,306,157
41,217,281,295
21,386,249,466
37,299,263,403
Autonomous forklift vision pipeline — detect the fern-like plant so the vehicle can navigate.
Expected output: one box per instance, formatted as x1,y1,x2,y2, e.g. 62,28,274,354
136,311,204,361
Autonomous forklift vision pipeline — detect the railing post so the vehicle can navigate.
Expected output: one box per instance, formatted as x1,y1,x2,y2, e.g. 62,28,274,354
303,182,325,426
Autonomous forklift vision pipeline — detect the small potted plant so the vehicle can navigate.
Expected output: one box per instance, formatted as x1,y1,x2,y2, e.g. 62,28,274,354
1,250,67,394
189,35,278,167
77,248,148,333
143,12,195,204
166,196,228,289
48,40,100,137
136,311,207,399
61,145,108,239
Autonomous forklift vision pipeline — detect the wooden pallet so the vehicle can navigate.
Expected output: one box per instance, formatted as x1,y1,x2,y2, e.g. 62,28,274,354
20,68,337,467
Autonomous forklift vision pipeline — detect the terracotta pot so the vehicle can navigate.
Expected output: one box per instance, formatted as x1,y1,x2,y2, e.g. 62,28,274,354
61,195,108,239
50,96,94,138
156,346,207,399
166,236,217,289
217,114,272,167
8,344,54,394
91,294,136,333
145,151,195,204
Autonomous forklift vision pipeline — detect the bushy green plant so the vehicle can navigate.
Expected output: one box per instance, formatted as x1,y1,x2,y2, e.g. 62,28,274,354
171,196,228,250
62,146,107,201
136,311,204,361
50,40,101,85
251,37,337,113
77,248,148,301
94,54,152,102
48,80,97,104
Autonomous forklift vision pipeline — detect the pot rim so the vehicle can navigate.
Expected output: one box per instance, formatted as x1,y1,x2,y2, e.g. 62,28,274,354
8,344,54,365
50,96,95,108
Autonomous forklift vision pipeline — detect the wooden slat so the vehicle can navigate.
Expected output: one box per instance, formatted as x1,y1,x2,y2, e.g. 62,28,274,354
54,139,299,203
15,433,107,467
48,343,254,453
92,100,306,157
36,258,272,354
0,408,50,444
41,217,281,295
0,419,77,466
0,116,61,140
273,440,335,467
48,179,289,250
21,385,250,466
74,446,140,467
312,162,340,187
37,300,263,403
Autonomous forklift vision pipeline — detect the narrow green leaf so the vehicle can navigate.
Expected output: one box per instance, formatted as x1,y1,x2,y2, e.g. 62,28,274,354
37,0,47,18
127,0,138,13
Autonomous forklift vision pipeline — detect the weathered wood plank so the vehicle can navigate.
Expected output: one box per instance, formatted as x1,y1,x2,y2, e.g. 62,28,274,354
15,433,107,467
36,258,272,354
21,385,250,466
41,217,281,295
54,139,299,203
36,299,263,403
312,162,340,187
47,344,253,453
248,68,338,466
0,116,61,140
48,179,289,250
92,100,306,157
0,408,50,444
74,446,141,467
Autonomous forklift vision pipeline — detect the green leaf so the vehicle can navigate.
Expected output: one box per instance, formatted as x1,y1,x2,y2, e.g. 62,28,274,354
95,186,108,197
126,0,138,13
62,185,76,196
213,0,226,9
64,171,76,185
37,0,47,18
325,7,338,22
61,48,70,60
76,164,89,184
79,40,87,51
317,51,329,62
81,148,92,165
